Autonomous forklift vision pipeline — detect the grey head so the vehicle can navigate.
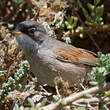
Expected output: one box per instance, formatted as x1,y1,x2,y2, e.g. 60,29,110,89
13,20,48,55
15,20,48,43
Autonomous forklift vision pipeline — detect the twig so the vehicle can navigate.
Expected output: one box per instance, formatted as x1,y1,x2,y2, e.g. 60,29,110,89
73,97,99,107
55,85,61,98
0,70,7,73
42,83,110,110
65,24,110,38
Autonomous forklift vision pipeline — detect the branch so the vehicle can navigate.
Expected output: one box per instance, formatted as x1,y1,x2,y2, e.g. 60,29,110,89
73,97,99,106
65,24,110,37
42,83,110,110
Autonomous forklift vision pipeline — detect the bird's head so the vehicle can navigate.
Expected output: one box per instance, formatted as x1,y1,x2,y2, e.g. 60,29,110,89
13,20,47,43
12,20,48,55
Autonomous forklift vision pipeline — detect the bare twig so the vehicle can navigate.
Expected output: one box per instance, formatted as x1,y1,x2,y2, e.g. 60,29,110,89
55,85,61,98
42,83,110,110
73,97,99,107
65,24,110,38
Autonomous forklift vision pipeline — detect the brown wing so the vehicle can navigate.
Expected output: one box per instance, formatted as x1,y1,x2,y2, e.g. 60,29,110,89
55,46,98,66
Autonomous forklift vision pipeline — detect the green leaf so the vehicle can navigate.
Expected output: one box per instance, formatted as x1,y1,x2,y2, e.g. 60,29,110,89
70,16,74,25
72,17,78,29
12,0,24,4
0,73,4,79
79,33,84,38
83,94,92,98
87,3,94,11
65,21,69,26
89,81,98,86
41,98,47,106
96,5,104,17
82,8,92,22
99,103,108,110
94,0,100,5
67,25,73,30
53,95,59,101
85,21,93,26
105,90,110,96
28,98,35,108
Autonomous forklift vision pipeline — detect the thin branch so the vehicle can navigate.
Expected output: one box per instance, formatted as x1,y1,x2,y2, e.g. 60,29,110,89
73,97,99,107
42,83,110,110
65,24,110,38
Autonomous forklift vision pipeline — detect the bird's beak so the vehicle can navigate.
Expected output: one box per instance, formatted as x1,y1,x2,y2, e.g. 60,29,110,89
12,30,23,36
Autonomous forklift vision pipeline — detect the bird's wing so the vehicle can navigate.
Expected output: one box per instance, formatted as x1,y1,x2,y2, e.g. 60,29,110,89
54,46,98,66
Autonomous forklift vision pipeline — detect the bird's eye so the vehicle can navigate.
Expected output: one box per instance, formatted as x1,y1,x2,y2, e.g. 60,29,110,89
28,27,36,35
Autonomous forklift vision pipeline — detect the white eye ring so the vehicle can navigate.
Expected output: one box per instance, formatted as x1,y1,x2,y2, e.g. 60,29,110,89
28,27,36,35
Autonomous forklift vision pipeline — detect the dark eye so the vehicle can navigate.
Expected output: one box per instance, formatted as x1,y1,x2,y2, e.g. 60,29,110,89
28,27,36,35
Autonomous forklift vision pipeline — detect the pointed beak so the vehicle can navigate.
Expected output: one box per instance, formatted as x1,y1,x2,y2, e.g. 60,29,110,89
12,30,23,36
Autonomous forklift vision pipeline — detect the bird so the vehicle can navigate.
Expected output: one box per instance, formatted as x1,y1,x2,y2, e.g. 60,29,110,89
12,20,98,87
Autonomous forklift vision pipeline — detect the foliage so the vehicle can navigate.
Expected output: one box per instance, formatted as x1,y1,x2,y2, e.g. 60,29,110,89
0,60,30,101
0,0,109,109
78,0,104,26
78,0,89,6
65,16,78,30
76,26,84,38
12,0,24,5
88,52,110,109
64,16,84,43
0,73,5,79
13,98,47,110
89,52,110,85
13,96,68,110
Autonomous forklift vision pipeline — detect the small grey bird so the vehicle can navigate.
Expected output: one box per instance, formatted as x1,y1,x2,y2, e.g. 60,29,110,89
12,20,98,87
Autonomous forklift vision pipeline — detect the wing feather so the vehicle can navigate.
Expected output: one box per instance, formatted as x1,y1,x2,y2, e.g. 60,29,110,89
55,46,98,66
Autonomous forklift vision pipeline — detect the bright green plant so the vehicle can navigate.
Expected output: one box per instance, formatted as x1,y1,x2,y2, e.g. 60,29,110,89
65,16,78,30
76,26,84,38
64,16,79,43
0,73,5,79
65,16,84,38
78,0,104,26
